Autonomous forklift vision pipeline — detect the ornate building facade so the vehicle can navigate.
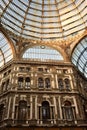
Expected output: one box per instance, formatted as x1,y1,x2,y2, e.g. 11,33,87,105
0,0,87,130
0,42,87,130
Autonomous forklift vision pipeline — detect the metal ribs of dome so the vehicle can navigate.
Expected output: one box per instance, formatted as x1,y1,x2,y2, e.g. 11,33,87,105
72,37,87,78
0,32,13,67
0,0,87,41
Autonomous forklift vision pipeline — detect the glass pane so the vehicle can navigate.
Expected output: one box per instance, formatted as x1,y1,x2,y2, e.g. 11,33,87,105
0,33,13,67
72,37,87,78
23,45,63,61
1,0,87,40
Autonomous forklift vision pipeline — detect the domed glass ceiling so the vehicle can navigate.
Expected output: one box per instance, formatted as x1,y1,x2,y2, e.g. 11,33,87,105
23,45,63,61
0,32,13,67
72,37,87,78
0,0,87,41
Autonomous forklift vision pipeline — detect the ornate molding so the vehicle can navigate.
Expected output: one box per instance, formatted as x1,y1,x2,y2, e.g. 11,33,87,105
1,25,87,59
2,26,87,48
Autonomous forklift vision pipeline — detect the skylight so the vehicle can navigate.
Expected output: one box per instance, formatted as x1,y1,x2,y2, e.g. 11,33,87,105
0,0,87,41
23,45,63,61
72,37,87,78
0,32,13,67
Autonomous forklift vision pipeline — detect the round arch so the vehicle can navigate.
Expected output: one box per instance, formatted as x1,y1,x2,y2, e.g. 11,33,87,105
21,45,64,62
71,36,87,78
21,42,69,61
0,28,16,57
0,32,13,67
71,35,87,55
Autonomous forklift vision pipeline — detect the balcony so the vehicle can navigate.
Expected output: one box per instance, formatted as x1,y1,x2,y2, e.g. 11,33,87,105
0,119,87,128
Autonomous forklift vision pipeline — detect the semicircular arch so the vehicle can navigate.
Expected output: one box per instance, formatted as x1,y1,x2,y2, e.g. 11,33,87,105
0,32,14,67
22,45,64,62
71,36,87,78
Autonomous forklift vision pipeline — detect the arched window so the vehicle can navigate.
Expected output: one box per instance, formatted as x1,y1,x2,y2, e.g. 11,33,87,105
0,104,4,121
45,78,51,88
58,78,64,90
0,32,13,68
62,101,74,120
42,101,50,121
18,100,27,124
22,46,63,61
18,77,23,88
25,77,30,88
72,37,87,78
2,79,10,92
64,78,71,90
38,77,44,88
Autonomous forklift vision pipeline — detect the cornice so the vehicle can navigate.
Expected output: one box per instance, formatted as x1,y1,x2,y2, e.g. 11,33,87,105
1,26,87,49
1,25,87,61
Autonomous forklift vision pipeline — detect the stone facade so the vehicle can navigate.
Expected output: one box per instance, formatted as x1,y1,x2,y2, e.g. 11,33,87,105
0,60,87,129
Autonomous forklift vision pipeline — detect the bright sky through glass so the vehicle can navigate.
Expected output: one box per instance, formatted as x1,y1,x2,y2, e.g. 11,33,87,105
0,33,13,67
72,37,87,78
23,46,63,61
0,0,87,40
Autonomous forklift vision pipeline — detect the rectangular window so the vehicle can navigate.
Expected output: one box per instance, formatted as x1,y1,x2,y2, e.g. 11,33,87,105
38,68,43,72
19,67,25,71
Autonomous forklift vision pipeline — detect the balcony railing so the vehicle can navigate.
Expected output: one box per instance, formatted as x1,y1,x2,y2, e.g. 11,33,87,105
0,119,87,127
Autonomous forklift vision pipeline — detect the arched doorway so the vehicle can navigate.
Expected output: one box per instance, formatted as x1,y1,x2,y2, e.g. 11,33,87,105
42,101,50,123
18,100,27,124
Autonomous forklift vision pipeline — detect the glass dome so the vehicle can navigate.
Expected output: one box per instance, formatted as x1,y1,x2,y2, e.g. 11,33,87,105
0,0,87,41
0,32,13,67
72,37,87,78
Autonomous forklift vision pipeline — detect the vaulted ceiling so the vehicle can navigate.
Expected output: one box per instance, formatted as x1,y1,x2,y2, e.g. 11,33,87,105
0,0,87,41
